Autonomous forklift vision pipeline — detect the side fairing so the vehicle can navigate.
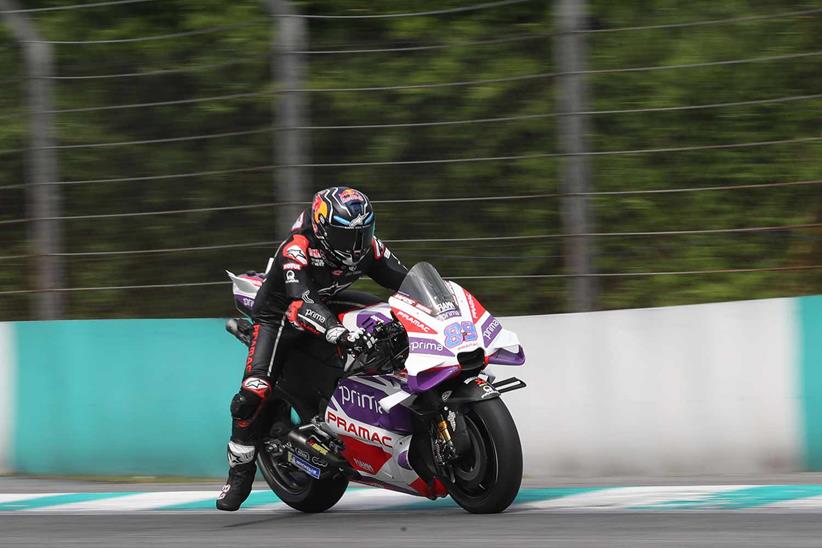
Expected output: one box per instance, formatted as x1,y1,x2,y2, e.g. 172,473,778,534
326,375,432,496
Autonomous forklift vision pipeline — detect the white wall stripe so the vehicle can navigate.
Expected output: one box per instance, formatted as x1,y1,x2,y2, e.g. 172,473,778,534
0,323,14,474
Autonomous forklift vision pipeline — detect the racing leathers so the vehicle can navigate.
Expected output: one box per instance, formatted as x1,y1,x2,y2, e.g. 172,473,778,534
227,208,407,452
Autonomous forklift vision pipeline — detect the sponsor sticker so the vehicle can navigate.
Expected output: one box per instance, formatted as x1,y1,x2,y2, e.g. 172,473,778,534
288,452,321,479
307,438,329,456
394,293,433,315
303,308,326,323
340,385,384,415
285,270,299,284
353,458,375,473
339,188,365,204
286,245,308,266
395,309,435,334
436,301,456,313
326,410,393,448
481,316,502,345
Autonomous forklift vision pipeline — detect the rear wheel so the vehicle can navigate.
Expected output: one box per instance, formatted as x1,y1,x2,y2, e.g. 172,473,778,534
445,399,522,514
256,402,348,513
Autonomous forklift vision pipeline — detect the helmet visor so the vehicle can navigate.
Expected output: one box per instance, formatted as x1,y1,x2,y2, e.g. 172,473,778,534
325,224,375,262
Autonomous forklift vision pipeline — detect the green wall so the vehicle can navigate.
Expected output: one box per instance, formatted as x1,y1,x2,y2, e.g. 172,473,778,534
13,319,245,477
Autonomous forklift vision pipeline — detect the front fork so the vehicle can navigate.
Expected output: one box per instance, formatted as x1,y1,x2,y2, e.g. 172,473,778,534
432,407,462,482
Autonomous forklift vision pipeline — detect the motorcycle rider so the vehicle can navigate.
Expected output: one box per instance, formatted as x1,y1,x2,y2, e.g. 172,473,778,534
217,186,408,511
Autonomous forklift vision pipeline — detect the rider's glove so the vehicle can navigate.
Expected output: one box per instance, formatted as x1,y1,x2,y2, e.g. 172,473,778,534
326,326,376,355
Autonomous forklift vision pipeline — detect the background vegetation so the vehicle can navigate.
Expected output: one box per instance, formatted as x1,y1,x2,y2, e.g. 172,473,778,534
0,0,819,319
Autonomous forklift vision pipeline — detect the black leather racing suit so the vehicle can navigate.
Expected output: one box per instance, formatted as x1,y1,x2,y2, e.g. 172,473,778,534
229,209,408,446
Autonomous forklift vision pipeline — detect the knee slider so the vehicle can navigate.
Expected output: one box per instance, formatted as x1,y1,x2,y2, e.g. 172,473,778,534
230,392,260,421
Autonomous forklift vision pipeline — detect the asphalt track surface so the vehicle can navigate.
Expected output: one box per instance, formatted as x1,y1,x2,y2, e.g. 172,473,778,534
3,476,822,547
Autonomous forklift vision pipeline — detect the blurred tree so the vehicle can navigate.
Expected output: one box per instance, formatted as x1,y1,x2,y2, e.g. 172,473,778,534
0,0,819,319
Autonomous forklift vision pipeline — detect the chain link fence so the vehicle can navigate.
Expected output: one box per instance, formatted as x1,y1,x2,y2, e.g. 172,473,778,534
0,0,819,320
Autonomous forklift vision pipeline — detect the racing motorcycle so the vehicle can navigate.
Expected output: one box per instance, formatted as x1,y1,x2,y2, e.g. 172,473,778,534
225,262,526,514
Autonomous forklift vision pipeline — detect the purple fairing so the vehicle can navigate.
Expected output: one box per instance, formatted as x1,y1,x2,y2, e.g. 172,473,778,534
334,377,413,433
407,365,461,393
356,311,393,333
407,337,454,358
488,346,526,366
398,451,412,470
481,315,502,347
234,295,256,316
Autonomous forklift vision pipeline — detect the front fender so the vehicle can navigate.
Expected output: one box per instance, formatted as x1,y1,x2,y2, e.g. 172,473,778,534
441,376,500,406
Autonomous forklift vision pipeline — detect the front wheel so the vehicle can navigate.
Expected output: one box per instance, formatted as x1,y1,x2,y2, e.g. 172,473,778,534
445,398,523,514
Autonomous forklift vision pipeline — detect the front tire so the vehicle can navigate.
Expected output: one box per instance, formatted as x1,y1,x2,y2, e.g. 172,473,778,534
446,398,522,514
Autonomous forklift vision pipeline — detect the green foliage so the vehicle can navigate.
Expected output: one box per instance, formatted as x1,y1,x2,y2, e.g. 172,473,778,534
0,0,819,319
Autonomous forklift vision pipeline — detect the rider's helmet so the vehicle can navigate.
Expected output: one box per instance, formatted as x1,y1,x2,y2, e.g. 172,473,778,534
311,187,375,267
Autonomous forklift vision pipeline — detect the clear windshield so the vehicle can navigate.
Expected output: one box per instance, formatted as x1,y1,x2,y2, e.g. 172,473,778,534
397,262,458,318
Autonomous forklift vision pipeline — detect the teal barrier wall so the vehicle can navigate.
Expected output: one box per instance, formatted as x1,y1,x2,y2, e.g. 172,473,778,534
800,296,822,470
5,296,822,477
13,319,245,477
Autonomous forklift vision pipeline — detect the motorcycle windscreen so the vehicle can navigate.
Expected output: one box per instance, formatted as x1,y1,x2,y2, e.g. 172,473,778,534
396,262,459,318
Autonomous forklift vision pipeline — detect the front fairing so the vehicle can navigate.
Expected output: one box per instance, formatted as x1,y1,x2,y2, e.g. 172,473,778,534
388,263,525,393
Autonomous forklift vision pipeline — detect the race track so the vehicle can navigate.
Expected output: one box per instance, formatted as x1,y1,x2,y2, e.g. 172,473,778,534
3,478,822,547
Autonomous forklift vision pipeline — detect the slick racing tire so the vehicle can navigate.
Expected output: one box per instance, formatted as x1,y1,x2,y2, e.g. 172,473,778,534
257,450,348,513
445,398,523,514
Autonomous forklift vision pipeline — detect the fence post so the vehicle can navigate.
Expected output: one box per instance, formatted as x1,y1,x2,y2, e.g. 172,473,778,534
554,0,598,311
268,0,310,237
1,0,64,319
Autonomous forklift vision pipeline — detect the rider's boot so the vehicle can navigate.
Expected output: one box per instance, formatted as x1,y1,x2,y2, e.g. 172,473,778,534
216,442,257,511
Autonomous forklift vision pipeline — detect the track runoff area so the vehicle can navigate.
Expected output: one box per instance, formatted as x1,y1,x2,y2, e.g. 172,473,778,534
3,484,822,513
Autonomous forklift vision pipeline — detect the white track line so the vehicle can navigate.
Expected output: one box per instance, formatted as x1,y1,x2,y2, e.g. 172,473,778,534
763,496,822,510
24,491,218,512
520,485,750,510
0,493,63,505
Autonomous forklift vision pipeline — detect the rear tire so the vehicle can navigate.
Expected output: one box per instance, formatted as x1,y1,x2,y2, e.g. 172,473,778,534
446,398,522,514
256,400,348,513
257,450,348,513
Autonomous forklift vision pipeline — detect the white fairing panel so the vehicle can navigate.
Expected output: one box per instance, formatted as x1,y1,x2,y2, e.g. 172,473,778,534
387,281,523,377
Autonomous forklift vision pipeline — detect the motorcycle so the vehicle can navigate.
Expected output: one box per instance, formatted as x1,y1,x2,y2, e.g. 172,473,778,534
225,262,526,514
